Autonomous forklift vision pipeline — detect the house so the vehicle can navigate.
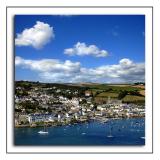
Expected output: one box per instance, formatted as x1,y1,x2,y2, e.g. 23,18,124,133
70,97,79,107
85,90,92,97
27,113,54,124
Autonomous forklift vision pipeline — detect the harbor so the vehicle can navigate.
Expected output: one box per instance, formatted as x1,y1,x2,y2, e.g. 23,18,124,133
15,118,145,145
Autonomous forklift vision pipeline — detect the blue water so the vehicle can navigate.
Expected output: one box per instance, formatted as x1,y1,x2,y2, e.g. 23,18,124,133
14,118,145,145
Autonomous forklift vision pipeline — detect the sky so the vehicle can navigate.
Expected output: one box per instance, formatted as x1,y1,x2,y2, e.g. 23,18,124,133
15,15,145,83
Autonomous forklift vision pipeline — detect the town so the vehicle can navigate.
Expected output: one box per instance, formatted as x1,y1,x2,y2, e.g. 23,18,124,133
15,81,145,128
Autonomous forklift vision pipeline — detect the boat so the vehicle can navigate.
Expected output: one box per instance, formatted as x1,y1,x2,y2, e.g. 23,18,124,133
107,125,113,138
141,137,145,139
101,118,108,123
38,123,48,134
82,132,86,135
38,130,48,134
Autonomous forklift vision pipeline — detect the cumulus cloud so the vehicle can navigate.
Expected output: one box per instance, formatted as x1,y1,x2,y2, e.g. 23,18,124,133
15,56,145,83
15,56,80,73
64,42,109,57
15,21,54,49
86,59,145,83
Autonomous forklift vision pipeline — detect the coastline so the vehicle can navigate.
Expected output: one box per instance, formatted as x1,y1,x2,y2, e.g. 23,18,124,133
15,116,145,128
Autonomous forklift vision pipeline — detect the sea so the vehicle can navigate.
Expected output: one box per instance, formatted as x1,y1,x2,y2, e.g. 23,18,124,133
14,118,145,145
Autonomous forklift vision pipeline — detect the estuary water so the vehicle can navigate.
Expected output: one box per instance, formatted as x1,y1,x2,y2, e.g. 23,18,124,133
14,118,145,145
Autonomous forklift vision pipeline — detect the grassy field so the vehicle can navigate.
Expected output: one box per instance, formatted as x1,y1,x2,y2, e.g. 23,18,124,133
96,92,118,98
86,84,143,92
122,95,145,103
107,84,131,87
132,85,145,89
139,90,145,96
85,84,145,104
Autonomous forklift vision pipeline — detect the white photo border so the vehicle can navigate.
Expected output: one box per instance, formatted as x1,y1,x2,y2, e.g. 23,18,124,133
6,6,153,154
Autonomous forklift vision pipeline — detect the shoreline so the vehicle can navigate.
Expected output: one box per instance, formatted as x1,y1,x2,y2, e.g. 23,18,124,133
15,116,144,128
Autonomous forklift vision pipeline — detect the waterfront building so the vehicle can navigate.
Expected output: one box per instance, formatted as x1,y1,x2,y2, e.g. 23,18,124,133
27,114,54,124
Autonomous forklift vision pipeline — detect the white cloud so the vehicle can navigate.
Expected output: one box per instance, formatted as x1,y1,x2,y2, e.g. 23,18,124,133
15,56,144,83
15,56,80,73
15,21,54,49
88,58,145,83
64,42,109,57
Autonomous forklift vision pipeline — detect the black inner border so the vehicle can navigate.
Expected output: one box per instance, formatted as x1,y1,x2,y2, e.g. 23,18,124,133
6,6,153,154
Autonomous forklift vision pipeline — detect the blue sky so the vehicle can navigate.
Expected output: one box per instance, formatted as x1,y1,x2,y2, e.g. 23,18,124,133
15,15,145,83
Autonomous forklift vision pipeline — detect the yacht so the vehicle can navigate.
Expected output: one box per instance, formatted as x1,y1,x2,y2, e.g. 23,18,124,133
38,123,48,134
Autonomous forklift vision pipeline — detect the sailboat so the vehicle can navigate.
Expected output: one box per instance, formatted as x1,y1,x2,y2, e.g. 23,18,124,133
38,122,48,134
107,123,113,138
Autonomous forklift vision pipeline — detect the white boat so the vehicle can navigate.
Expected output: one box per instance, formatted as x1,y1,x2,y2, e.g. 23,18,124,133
141,137,145,139
107,135,113,138
38,130,48,134
82,132,86,135
38,123,48,134
107,124,113,138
